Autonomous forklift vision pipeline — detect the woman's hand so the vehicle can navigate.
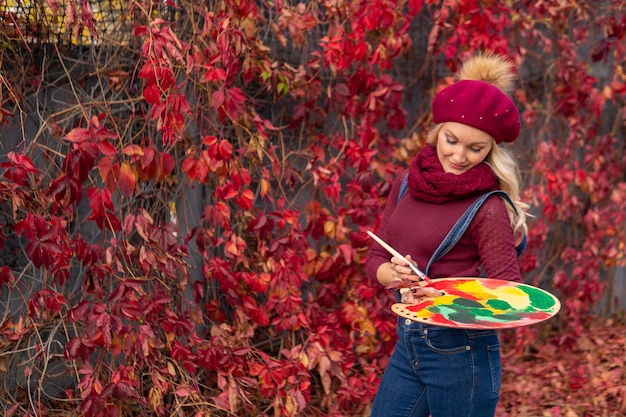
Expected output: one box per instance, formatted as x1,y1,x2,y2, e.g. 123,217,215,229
388,254,419,284
386,255,443,304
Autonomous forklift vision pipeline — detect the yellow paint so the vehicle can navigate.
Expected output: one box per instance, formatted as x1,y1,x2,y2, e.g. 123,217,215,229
456,280,529,309
427,295,455,307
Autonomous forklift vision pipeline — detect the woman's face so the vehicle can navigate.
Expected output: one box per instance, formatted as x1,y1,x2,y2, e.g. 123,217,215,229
436,122,494,174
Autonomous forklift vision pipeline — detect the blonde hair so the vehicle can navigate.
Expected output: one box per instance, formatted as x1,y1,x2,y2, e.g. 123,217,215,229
426,126,530,236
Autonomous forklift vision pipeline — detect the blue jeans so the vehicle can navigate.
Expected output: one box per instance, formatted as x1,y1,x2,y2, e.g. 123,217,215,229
370,318,501,417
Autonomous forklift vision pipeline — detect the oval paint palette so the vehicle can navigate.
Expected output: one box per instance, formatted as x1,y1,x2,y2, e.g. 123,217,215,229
392,277,561,329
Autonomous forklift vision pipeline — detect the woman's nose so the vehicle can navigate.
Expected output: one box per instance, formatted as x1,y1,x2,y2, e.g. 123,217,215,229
452,149,466,163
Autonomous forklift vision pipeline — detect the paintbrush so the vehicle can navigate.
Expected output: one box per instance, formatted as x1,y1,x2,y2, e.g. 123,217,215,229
367,230,433,285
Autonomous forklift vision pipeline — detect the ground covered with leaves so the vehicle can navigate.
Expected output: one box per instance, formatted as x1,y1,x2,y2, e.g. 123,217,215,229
497,318,626,417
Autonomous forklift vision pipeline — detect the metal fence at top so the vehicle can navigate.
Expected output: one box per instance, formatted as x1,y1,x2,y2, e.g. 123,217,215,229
0,0,131,46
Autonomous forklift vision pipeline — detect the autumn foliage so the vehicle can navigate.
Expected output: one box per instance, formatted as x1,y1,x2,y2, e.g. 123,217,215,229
0,0,625,416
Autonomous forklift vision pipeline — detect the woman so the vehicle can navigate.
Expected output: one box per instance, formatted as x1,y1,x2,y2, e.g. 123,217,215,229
366,53,530,417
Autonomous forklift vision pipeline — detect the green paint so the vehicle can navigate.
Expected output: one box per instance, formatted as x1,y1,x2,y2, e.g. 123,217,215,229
433,305,477,324
448,311,478,324
428,305,450,316
430,306,441,314
436,305,506,324
460,308,510,323
452,298,484,309
519,286,556,310
473,308,495,317
486,299,513,310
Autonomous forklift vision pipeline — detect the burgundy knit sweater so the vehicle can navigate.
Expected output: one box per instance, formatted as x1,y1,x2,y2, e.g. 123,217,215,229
365,170,522,283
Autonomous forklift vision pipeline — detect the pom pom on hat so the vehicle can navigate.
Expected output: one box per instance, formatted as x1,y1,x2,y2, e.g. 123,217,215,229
432,54,521,144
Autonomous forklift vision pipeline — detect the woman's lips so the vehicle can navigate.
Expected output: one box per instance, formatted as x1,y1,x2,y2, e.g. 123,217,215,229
448,161,466,171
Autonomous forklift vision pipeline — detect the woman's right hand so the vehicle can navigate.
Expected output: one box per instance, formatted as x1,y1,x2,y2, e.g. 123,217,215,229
383,255,443,302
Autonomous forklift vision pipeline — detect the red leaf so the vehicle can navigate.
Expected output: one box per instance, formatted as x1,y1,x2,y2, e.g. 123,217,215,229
337,244,354,264
68,301,91,323
211,89,225,112
236,189,255,210
201,135,218,146
64,127,91,143
135,148,157,180
243,296,270,326
173,387,191,397
139,147,155,168
117,163,137,196
14,213,67,269
181,157,201,182
25,238,62,268
64,337,83,360
123,144,144,157
408,0,423,16
97,138,118,156
202,201,231,228
89,115,117,142
218,139,233,159
63,149,96,183
8,151,36,171
225,240,238,257
48,174,83,206
159,152,175,179
1,151,38,186
120,303,144,320
143,84,161,105
224,87,246,120
205,67,227,83
97,156,115,188
86,187,121,231
101,381,138,400
0,266,14,285
5,402,21,417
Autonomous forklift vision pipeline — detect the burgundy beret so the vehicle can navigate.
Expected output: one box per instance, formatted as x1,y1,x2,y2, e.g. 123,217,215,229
432,80,520,143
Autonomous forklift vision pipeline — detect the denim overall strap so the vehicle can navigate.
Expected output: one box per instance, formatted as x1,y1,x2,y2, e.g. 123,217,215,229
398,173,409,201
424,190,527,276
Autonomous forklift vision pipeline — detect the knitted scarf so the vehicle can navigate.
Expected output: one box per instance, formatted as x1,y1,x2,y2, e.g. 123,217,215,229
407,145,499,203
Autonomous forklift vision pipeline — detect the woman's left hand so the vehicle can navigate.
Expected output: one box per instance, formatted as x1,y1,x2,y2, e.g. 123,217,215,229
400,284,443,304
